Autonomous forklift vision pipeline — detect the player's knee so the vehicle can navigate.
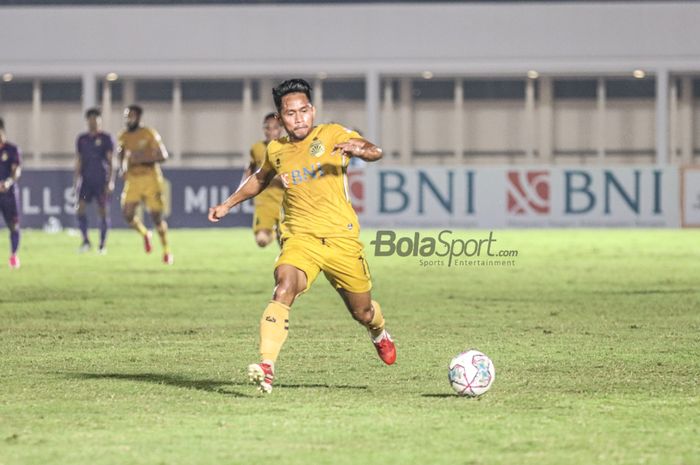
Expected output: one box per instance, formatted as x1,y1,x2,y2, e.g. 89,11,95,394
255,230,272,248
155,219,167,232
9,222,19,233
273,280,299,305
351,304,374,325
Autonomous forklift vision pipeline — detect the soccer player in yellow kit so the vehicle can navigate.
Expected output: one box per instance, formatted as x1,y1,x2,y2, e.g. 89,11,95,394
118,105,173,265
209,79,395,393
244,113,284,247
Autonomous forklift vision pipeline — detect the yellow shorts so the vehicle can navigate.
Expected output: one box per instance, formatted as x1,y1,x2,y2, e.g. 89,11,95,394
274,234,372,294
253,187,284,233
253,202,282,233
121,173,165,213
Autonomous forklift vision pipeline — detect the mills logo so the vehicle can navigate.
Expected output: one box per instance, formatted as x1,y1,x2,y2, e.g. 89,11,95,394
507,170,550,215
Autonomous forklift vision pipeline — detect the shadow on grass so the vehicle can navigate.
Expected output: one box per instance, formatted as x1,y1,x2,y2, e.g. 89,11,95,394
67,372,254,398
599,289,697,295
64,372,367,395
421,393,458,398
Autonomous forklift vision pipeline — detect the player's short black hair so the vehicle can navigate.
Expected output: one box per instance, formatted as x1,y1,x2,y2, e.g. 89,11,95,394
85,107,101,119
127,104,143,117
0,118,4,130
263,112,277,123
272,79,312,112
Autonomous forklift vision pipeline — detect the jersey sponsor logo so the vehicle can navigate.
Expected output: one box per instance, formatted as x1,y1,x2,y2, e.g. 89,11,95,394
287,162,326,186
309,138,325,158
507,170,550,215
95,138,102,147
1,152,7,162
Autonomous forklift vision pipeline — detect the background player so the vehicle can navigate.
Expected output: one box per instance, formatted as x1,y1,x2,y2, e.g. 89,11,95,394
209,79,395,394
117,105,173,265
244,113,284,247
73,108,115,254
0,118,22,269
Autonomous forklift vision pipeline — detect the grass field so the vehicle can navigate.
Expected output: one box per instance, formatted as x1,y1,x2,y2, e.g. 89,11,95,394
1,228,699,465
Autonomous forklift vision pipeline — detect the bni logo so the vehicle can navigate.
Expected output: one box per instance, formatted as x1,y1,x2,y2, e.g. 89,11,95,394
507,170,550,215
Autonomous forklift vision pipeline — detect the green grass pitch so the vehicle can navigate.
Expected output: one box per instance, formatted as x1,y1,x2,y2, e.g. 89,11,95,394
1,228,698,465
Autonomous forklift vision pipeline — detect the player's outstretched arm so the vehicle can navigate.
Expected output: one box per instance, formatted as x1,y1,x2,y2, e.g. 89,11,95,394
332,138,383,162
0,163,21,193
208,165,275,222
237,161,256,189
116,145,126,177
72,153,82,193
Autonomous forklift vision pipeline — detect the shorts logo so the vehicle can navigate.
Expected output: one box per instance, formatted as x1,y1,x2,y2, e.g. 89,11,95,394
309,138,325,158
507,170,550,215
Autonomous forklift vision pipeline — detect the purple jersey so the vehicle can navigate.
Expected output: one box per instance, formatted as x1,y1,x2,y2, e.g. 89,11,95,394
0,142,21,195
76,132,114,184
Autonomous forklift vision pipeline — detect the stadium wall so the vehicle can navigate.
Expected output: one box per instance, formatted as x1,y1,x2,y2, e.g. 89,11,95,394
2,2,699,166
18,166,700,229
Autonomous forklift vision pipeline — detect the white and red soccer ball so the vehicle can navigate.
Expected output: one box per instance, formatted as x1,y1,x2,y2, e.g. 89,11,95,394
448,349,495,397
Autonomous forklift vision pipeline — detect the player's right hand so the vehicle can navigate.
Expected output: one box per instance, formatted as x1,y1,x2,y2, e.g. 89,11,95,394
208,204,230,222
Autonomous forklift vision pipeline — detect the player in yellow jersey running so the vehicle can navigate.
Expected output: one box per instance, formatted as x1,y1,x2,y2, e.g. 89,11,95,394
117,105,173,265
244,113,284,247
209,79,395,393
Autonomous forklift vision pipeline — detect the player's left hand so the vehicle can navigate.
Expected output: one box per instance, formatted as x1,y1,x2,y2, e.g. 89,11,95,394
332,140,366,158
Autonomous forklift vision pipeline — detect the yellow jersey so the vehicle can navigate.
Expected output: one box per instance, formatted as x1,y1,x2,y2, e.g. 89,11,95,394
263,123,362,239
117,126,164,177
250,140,285,208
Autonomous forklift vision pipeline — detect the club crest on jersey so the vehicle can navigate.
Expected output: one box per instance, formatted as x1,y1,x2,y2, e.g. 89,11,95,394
309,138,325,158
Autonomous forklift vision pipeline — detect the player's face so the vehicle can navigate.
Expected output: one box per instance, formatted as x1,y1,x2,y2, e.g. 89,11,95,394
87,115,101,132
124,109,140,130
278,93,315,141
263,117,282,142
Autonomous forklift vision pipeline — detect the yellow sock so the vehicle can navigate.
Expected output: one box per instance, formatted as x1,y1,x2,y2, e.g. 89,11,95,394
131,218,148,237
368,300,385,339
157,223,169,254
259,300,290,363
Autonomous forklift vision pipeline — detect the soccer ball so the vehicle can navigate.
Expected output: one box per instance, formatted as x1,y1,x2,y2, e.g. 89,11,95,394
448,349,495,397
